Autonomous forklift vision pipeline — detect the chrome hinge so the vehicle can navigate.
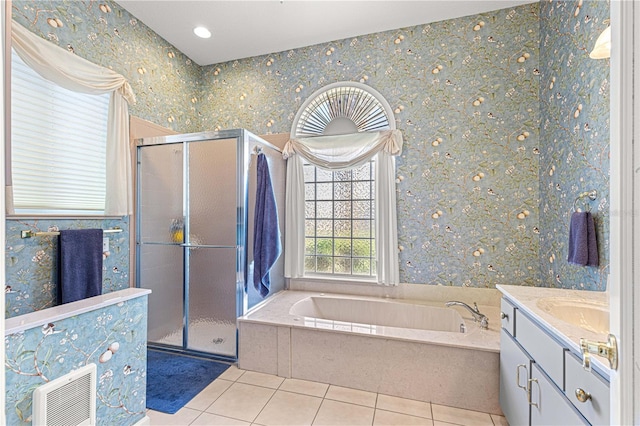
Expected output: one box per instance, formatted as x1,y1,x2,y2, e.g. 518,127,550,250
580,333,618,371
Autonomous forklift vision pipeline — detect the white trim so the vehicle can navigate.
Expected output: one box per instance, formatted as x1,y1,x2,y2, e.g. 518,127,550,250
609,0,636,424
0,2,7,424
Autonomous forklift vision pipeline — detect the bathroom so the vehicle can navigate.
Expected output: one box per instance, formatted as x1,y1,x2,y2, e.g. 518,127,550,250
2,0,638,424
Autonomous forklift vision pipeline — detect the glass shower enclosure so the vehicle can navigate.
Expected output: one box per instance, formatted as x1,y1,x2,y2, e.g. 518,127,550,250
136,129,285,360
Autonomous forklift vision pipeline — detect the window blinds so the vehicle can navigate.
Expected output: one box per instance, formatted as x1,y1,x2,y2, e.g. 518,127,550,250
10,48,109,214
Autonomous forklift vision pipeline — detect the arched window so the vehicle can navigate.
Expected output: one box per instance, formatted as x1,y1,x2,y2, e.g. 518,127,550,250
285,82,402,284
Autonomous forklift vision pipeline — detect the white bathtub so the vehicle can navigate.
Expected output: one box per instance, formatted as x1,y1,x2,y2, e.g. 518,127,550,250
290,295,466,333
238,290,501,414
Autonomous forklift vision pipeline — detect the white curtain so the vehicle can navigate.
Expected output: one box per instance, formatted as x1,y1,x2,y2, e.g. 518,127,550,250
10,21,136,215
283,129,403,285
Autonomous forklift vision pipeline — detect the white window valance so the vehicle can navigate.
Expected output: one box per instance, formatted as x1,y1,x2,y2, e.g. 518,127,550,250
283,129,403,285
9,21,136,215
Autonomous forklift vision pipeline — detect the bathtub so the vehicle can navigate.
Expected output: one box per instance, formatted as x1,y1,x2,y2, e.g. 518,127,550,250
290,295,466,333
238,290,501,414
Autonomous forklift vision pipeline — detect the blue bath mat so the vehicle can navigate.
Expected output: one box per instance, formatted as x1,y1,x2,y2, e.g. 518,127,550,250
146,349,230,414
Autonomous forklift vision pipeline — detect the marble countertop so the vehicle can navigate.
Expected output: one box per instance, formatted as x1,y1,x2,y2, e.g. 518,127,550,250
496,284,610,380
241,290,501,353
5,288,151,335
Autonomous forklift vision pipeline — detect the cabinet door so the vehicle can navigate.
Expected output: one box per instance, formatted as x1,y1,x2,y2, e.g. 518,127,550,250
500,330,531,426
530,363,588,426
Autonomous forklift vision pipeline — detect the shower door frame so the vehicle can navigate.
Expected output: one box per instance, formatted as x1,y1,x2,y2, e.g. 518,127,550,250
135,129,263,361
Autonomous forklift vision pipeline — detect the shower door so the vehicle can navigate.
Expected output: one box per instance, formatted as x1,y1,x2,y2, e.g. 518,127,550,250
137,136,243,359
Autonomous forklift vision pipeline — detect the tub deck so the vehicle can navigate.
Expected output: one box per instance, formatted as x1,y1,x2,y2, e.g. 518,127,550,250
238,290,502,415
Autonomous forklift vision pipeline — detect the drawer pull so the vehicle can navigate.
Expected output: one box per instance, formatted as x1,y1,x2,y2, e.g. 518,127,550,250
500,312,508,320
516,364,528,390
575,388,592,403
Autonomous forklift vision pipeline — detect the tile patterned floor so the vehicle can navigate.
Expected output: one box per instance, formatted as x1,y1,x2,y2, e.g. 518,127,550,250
147,366,508,426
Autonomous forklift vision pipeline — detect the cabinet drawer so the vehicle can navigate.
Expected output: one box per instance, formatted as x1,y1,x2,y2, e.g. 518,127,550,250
565,351,610,425
515,310,565,386
500,298,516,336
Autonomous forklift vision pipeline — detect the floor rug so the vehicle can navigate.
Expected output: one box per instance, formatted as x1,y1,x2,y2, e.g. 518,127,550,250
146,349,230,414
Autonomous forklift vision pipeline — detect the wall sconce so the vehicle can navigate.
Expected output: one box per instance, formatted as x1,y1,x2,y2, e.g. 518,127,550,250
589,26,611,59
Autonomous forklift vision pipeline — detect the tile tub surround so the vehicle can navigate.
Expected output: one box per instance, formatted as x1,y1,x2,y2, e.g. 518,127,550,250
5,288,151,425
238,290,501,414
497,284,610,378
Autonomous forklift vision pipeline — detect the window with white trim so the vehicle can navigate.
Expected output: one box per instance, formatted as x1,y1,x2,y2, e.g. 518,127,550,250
10,48,109,215
292,82,396,279
304,160,376,276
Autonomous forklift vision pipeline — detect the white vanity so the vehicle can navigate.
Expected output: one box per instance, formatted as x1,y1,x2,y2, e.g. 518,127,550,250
497,285,611,425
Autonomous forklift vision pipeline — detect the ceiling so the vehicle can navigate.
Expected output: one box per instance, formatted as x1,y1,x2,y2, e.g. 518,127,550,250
115,1,535,66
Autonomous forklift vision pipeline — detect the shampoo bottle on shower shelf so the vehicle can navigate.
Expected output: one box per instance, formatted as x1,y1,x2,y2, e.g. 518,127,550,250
170,218,184,243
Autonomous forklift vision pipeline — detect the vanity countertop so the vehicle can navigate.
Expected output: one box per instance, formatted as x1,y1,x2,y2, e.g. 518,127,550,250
496,284,610,380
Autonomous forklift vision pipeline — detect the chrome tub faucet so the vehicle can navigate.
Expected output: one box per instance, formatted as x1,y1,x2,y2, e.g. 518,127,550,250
445,301,489,330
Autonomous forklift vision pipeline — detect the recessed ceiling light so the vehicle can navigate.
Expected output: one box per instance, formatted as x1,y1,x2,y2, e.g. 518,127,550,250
193,26,211,39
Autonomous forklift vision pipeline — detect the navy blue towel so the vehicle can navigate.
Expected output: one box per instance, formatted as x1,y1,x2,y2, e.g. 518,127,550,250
58,229,104,304
568,211,599,267
253,153,282,297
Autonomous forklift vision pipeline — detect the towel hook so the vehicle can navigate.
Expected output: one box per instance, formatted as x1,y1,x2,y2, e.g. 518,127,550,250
573,190,597,212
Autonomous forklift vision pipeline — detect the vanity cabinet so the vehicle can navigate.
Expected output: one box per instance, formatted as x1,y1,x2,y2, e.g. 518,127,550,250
499,296,609,425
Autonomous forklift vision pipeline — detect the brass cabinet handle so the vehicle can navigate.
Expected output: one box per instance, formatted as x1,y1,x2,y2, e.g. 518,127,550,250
500,312,508,320
575,388,592,403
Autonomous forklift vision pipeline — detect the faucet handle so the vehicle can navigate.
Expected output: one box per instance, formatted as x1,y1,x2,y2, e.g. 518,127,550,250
473,302,479,312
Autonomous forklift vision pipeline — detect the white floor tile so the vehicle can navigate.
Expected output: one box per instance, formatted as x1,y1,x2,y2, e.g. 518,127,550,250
254,390,322,426
431,404,494,426
374,409,434,426
218,365,245,382
206,382,275,422
313,399,375,426
237,370,285,389
191,412,251,426
491,414,509,426
325,385,377,407
279,378,329,398
146,407,201,425
185,379,233,411
376,394,432,419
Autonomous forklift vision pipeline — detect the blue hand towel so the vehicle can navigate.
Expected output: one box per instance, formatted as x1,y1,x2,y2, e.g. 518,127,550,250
567,211,599,267
58,229,104,304
253,153,282,297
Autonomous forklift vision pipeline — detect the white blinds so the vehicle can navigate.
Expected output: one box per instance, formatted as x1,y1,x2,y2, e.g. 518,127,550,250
11,48,109,214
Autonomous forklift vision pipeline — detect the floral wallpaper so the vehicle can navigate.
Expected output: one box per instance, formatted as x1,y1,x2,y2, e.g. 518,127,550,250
5,295,148,425
11,0,201,132
538,0,610,290
199,4,542,287
5,218,130,318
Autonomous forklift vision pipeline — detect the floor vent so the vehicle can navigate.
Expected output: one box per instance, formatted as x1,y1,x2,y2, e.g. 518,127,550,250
33,363,97,426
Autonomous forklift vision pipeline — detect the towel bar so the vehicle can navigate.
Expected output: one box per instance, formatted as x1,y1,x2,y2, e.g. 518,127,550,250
20,228,123,239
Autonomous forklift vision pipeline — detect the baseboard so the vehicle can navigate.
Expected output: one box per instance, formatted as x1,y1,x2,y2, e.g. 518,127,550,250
133,415,151,426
